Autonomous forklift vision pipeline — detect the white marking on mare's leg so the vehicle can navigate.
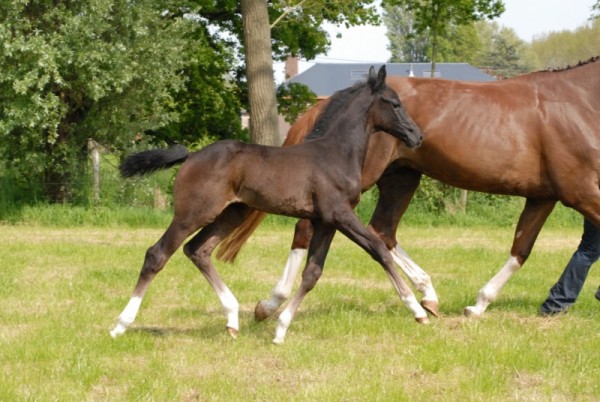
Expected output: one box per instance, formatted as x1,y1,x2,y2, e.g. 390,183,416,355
110,296,143,338
259,248,306,318
391,245,439,304
383,269,429,323
464,255,522,317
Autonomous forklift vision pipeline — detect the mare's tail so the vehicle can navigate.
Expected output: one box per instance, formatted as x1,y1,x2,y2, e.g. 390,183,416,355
216,100,330,263
120,144,190,178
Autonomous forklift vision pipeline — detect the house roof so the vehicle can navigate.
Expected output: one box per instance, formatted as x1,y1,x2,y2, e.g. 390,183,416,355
286,63,496,97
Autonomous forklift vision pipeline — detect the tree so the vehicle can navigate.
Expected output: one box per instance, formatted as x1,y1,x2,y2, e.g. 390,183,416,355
241,0,281,146
475,22,536,77
383,0,505,75
593,0,600,19
384,3,482,64
0,0,198,202
240,0,381,145
383,4,430,62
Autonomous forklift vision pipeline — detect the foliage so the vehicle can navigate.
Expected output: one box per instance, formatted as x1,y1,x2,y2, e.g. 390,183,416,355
0,0,379,203
383,0,505,74
593,0,600,19
276,82,318,124
475,21,536,77
0,0,197,202
529,18,600,70
146,16,247,145
383,3,432,62
268,0,381,59
384,3,482,64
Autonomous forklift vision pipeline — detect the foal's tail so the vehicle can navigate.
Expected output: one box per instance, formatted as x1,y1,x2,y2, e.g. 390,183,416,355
216,100,329,263
120,144,190,178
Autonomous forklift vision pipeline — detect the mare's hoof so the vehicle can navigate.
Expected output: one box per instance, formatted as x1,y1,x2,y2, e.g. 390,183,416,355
254,301,268,322
226,326,238,339
463,306,481,318
415,316,430,324
421,300,440,318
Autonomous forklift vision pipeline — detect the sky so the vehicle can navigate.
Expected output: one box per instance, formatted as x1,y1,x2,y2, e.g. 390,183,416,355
274,0,597,81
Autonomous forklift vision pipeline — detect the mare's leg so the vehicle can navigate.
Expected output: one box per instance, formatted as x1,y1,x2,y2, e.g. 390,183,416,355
183,204,253,338
255,219,312,321
335,207,429,323
371,166,439,316
110,220,196,338
273,221,335,344
464,199,556,317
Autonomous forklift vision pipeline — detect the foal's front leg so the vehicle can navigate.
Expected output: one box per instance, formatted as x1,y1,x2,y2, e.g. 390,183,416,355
370,166,439,316
335,209,429,323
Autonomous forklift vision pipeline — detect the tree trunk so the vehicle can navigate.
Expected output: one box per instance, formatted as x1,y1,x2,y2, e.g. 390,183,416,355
241,0,280,146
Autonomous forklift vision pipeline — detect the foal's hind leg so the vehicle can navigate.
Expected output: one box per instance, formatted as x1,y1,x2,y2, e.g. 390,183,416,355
255,219,312,321
464,199,556,318
110,222,194,338
183,204,252,338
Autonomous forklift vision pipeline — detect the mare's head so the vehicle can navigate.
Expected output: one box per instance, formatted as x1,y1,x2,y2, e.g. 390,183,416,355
367,65,422,148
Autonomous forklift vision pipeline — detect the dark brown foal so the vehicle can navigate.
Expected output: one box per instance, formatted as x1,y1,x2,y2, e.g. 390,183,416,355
110,66,424,343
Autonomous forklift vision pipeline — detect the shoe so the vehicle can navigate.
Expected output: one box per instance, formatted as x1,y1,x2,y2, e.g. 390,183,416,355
539,307,567,317
595,286,600,302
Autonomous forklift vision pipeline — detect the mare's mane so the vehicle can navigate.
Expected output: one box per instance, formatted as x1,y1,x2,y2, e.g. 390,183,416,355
542,55,600,73
304,81,368,142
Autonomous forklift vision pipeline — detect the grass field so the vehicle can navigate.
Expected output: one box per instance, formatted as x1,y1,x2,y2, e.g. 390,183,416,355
1,223,599,401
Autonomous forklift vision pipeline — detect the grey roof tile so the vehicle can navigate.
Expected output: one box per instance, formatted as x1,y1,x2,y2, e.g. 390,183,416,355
286,63,496,97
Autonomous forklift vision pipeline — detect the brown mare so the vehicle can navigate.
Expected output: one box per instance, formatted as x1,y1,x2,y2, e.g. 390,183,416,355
110,66,424,344
220,56,600,322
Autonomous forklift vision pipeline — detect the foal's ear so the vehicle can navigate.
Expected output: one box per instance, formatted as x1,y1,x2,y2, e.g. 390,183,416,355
368,65,387,93
368,66,377,85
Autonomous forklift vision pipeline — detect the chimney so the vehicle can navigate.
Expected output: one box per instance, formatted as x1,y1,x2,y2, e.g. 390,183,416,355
285,56,299,80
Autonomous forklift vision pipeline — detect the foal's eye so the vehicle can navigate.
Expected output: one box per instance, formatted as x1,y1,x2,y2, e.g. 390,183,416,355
389,99,400,108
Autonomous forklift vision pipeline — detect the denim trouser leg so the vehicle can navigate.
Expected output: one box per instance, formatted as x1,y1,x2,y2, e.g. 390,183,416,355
541,219,600,313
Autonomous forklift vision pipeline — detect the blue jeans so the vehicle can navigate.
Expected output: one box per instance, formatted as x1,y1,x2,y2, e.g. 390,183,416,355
540,219,600,313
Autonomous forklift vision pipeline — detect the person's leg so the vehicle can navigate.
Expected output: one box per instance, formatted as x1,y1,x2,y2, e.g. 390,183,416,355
540,219,600,315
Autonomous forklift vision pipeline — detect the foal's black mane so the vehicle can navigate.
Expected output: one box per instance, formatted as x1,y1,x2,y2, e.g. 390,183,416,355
304,80,369,142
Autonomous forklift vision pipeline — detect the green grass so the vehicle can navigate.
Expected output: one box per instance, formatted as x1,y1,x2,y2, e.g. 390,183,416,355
1,223,599,401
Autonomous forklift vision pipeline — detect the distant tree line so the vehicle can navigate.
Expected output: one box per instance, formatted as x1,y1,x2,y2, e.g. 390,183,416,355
384,1,600,78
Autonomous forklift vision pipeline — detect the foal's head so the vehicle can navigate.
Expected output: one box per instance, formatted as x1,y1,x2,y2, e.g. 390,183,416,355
367,66,422,148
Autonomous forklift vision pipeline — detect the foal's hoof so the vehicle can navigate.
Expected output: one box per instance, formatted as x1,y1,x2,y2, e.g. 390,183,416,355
421,300,440,318
254,301,269,322
415,316,430,324
226,326,238,339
